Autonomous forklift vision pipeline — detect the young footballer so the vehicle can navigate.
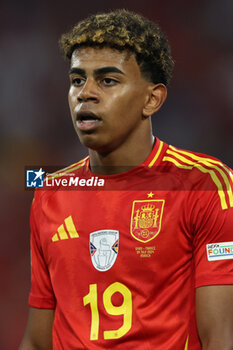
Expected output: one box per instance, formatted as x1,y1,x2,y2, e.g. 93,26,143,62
20,9,233,350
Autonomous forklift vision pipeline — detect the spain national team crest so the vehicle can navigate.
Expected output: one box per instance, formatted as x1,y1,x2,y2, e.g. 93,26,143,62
131,200,165,243
89,230,119,271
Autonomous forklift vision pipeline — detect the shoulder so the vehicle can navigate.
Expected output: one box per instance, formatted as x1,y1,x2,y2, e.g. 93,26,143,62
162,144,229,170
46,156,89,180
161,144,233,210
33,156,89,205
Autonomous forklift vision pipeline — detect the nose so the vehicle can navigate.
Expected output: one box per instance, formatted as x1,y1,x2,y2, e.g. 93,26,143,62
77,79,99,103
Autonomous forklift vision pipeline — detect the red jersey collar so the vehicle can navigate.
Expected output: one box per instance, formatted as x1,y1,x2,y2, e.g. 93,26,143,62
84,137,168,178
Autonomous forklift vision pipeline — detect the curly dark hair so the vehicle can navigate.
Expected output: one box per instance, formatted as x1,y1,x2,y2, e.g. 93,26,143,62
59,9,174,86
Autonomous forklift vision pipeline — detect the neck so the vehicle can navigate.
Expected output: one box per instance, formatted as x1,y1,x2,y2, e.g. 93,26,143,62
89,125,155,175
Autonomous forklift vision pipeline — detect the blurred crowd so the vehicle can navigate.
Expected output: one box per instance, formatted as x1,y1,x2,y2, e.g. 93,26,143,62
0,0,232,348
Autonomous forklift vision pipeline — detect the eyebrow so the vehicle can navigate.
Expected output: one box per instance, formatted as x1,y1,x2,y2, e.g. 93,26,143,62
94,66,125,76
69,66,125,76
69,68,85,76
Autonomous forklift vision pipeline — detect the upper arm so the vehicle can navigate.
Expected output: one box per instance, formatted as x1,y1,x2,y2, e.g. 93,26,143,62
19,307,54,350
196,285,233,350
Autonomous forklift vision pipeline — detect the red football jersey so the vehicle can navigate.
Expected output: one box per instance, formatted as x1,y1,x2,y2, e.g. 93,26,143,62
29,138,233,349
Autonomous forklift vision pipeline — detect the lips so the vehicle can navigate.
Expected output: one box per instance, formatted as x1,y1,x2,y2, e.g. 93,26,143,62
76,111,102,131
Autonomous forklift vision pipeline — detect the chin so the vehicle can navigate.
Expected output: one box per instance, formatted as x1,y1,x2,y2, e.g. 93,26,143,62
78,133,109,152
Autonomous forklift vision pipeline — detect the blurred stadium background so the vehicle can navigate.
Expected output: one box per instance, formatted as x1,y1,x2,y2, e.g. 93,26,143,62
0,0,232,348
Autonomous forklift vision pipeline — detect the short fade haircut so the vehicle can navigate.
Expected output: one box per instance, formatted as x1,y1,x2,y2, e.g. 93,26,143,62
59,9,174,86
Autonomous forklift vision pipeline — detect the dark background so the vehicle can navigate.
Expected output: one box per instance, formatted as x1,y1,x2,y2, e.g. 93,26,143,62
1,0,232,348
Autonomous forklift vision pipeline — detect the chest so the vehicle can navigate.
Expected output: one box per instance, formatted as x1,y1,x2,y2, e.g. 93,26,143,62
39,190,192,286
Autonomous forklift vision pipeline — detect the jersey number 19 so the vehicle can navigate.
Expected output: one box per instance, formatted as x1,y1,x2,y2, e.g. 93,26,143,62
83,282,132,340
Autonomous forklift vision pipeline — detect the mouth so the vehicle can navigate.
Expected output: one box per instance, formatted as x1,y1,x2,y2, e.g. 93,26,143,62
75,111,103,131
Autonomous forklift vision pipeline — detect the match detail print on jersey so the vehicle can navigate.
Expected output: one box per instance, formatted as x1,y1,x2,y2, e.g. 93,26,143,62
89,230,119,271
131,200,165,243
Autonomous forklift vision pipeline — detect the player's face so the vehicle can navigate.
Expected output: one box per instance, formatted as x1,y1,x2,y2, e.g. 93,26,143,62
68,47,152,152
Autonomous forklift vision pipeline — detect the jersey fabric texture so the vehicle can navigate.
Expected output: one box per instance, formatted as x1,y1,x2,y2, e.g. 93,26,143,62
29,138,233,350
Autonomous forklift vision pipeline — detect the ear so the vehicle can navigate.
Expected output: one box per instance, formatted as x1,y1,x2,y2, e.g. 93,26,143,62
142,84,167,118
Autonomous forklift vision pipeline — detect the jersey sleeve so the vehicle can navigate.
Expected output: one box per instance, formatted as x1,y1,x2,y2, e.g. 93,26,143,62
28,191,56,308
191,165,233,288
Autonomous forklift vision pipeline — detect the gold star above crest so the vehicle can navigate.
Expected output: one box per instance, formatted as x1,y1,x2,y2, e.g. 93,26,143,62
147,192,154,198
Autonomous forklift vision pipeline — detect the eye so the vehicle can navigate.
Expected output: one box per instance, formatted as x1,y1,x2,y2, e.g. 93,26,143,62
71,77,85,86
102,78,118,86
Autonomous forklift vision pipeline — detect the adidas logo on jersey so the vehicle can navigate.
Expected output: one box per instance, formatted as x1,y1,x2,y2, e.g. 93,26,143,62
52,215,79,242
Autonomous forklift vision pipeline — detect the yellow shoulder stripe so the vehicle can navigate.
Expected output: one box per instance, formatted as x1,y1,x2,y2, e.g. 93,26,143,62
171,145,233,181
168,147,233,207
47,157,88,180
163,154,227,209
163,147,233,210
163,156,192,170
148,141,164,168
170,145,223,165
